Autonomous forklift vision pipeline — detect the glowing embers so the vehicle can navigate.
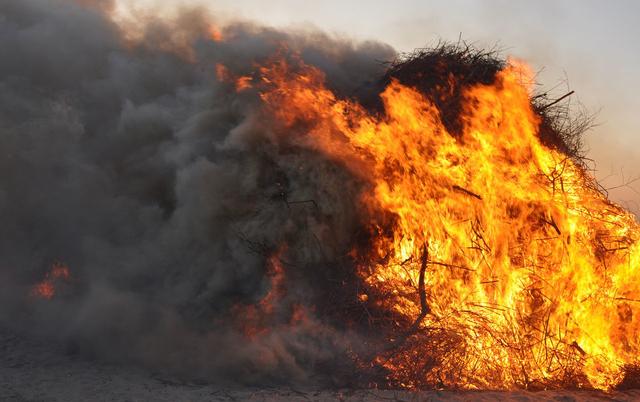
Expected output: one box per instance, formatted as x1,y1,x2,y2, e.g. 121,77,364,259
232,249,310,340
259,55,640,390
30,262,71,300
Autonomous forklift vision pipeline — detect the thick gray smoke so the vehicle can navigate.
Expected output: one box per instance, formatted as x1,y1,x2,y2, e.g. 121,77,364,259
0,0,395,386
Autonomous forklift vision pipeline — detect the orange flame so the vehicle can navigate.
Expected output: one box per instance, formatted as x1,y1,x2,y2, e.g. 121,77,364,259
216,63,253,92
233,248,292,339
235,76,253,92
259,57,640,390
208,26,224,42
30,262,71,300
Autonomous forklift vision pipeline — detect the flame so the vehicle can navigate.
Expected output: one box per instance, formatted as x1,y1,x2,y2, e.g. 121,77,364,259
30,262,71,300
259,57,640,390
216,63,253,92
208,25,224,42
235,76,253,92
233,248,302,339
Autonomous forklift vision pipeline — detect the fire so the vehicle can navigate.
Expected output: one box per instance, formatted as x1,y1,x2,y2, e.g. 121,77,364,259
215,63,253,92
259,55,640,390
235,76,253,92
208,25,224,42
30,262,71,300
232,248,305,339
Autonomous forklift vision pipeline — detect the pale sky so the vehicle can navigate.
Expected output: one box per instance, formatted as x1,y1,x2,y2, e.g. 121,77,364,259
118,0,640,213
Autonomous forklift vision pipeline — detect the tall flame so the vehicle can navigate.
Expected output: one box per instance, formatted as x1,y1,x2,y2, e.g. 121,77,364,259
260,57,640,390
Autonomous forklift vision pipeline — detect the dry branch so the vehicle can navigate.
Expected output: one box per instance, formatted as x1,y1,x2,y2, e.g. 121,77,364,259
452,185,483,200
539,90,575,111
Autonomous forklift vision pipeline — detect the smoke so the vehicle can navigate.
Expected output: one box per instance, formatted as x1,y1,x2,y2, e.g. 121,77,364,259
0,0,395,385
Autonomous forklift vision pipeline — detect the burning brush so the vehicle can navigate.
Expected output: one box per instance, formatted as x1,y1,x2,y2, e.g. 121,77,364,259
6,1,640,393
257,43,640,390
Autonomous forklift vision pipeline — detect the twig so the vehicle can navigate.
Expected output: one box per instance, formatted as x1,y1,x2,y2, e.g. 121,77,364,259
286,199,319,210
409,243,431,333
539,90,575,111
452,185,482,200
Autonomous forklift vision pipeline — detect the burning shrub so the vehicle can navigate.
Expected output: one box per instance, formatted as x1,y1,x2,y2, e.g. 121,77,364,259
260,43,640,390
4,0,640,392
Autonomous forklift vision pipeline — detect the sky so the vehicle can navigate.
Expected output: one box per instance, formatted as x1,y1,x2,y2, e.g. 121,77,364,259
117,0,640,213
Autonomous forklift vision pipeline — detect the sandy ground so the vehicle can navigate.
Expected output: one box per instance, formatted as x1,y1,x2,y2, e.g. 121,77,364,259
1,326,639,402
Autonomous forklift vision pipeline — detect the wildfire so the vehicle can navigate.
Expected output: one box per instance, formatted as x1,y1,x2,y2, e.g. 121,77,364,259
258,53,640,390
216,63,253,92
30,262,71,300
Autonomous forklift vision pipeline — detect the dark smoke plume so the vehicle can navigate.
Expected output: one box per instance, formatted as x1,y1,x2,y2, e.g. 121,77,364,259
0,0,395,386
